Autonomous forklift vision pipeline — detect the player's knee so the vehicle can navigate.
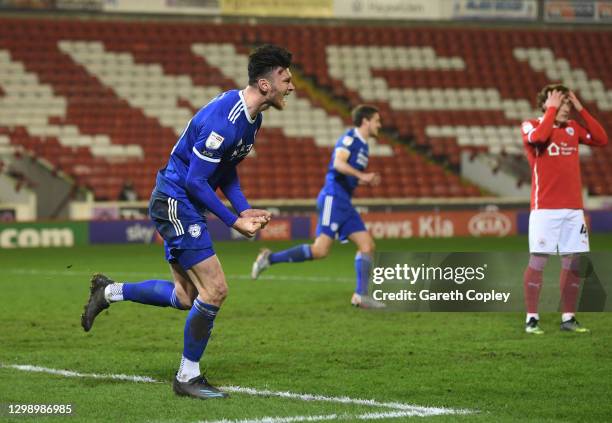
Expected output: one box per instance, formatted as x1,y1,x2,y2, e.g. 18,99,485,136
529,253,549,271
311,243,330,259
173,285,194,310
359,240,376,256
561,254,580,271
208,280,229,304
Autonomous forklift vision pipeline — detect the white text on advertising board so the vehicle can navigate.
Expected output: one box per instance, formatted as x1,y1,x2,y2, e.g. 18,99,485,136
0,228,74,248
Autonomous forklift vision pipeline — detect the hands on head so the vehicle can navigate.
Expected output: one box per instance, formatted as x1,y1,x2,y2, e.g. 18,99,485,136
544,89,566,109
567,90,583,112
545,89,583,112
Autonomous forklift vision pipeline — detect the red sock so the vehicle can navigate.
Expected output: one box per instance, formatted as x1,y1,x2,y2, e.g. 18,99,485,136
560,268,581,314
524,266,543,314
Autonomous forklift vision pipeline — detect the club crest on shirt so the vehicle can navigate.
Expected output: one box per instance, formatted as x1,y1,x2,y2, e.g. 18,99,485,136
342,136,354,147
565,127,575,136
547,142,560,156
188,224,201,238
205,131,225,150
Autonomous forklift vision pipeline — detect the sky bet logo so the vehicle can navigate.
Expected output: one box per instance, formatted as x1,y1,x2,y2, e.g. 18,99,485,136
125,223,156,243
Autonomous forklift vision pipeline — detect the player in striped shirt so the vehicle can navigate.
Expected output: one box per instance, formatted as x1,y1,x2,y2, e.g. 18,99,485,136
81,45,294,399
521,84,608,334
251,105,385,308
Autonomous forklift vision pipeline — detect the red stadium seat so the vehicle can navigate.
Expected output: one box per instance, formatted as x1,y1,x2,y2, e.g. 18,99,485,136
2,18,609,199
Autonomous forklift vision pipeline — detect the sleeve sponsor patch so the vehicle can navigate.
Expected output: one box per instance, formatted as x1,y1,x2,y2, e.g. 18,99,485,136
521,122,534,135
342,136,354,147
205,131,225,150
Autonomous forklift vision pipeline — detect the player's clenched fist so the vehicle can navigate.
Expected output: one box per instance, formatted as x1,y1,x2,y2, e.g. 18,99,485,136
240,209,272,229
359,172,381,186
233,216,269,238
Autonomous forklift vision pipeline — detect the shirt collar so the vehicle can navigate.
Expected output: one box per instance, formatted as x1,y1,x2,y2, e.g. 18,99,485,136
354,128,367,144
239,90,256,124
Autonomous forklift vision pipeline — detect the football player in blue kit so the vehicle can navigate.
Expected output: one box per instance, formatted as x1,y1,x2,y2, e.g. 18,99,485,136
251,105,385,309
81,45,294,399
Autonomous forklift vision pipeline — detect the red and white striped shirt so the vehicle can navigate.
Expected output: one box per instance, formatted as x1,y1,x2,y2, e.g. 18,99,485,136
521,108,608,210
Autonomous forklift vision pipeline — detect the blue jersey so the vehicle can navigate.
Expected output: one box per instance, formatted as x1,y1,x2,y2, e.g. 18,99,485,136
154,90,261,226
321,128,369,200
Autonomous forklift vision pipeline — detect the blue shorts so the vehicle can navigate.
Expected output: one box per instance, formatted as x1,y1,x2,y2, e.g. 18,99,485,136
149,189,215,270
315,192,366,242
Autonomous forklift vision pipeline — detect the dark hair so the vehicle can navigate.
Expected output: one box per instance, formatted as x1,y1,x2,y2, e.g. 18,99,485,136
351,105,379,127
536,83,569,111
248,44,292,85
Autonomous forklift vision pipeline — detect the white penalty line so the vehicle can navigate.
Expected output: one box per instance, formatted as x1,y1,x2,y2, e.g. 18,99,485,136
1,363,472,421
4,268,353,283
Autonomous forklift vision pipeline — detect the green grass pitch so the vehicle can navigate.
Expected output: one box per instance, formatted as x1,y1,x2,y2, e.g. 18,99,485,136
1,235,611,422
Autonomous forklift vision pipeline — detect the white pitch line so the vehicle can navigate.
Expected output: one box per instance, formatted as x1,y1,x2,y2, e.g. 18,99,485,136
2,363,472,421
199,409,462,423
1,364,160,383
3,268,353,283
199,414,340,423
220,386,463,414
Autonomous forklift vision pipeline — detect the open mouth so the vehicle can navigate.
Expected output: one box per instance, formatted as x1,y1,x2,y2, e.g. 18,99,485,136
281,92,290,106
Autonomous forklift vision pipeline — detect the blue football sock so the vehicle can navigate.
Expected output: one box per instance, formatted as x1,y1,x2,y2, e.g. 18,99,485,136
355,252,372,295
122,280,183,309
183,299,219,362
269,244,312,264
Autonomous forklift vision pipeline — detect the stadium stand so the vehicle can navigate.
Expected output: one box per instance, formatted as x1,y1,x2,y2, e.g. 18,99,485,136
276,25,612,194
0,18,610,200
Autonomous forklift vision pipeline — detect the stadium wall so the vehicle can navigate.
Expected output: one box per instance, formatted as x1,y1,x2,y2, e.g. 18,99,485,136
3,209,612,248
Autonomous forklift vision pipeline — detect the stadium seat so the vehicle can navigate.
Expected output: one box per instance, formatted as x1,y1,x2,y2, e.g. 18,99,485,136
1,18,609,199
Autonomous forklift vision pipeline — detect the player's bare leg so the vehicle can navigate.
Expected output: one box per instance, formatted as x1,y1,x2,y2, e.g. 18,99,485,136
170,262,198,309
348,231,385,309
173,255,229,399
310,234,334,259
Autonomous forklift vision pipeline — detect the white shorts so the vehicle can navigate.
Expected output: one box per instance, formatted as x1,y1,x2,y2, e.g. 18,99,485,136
528,209,589,254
